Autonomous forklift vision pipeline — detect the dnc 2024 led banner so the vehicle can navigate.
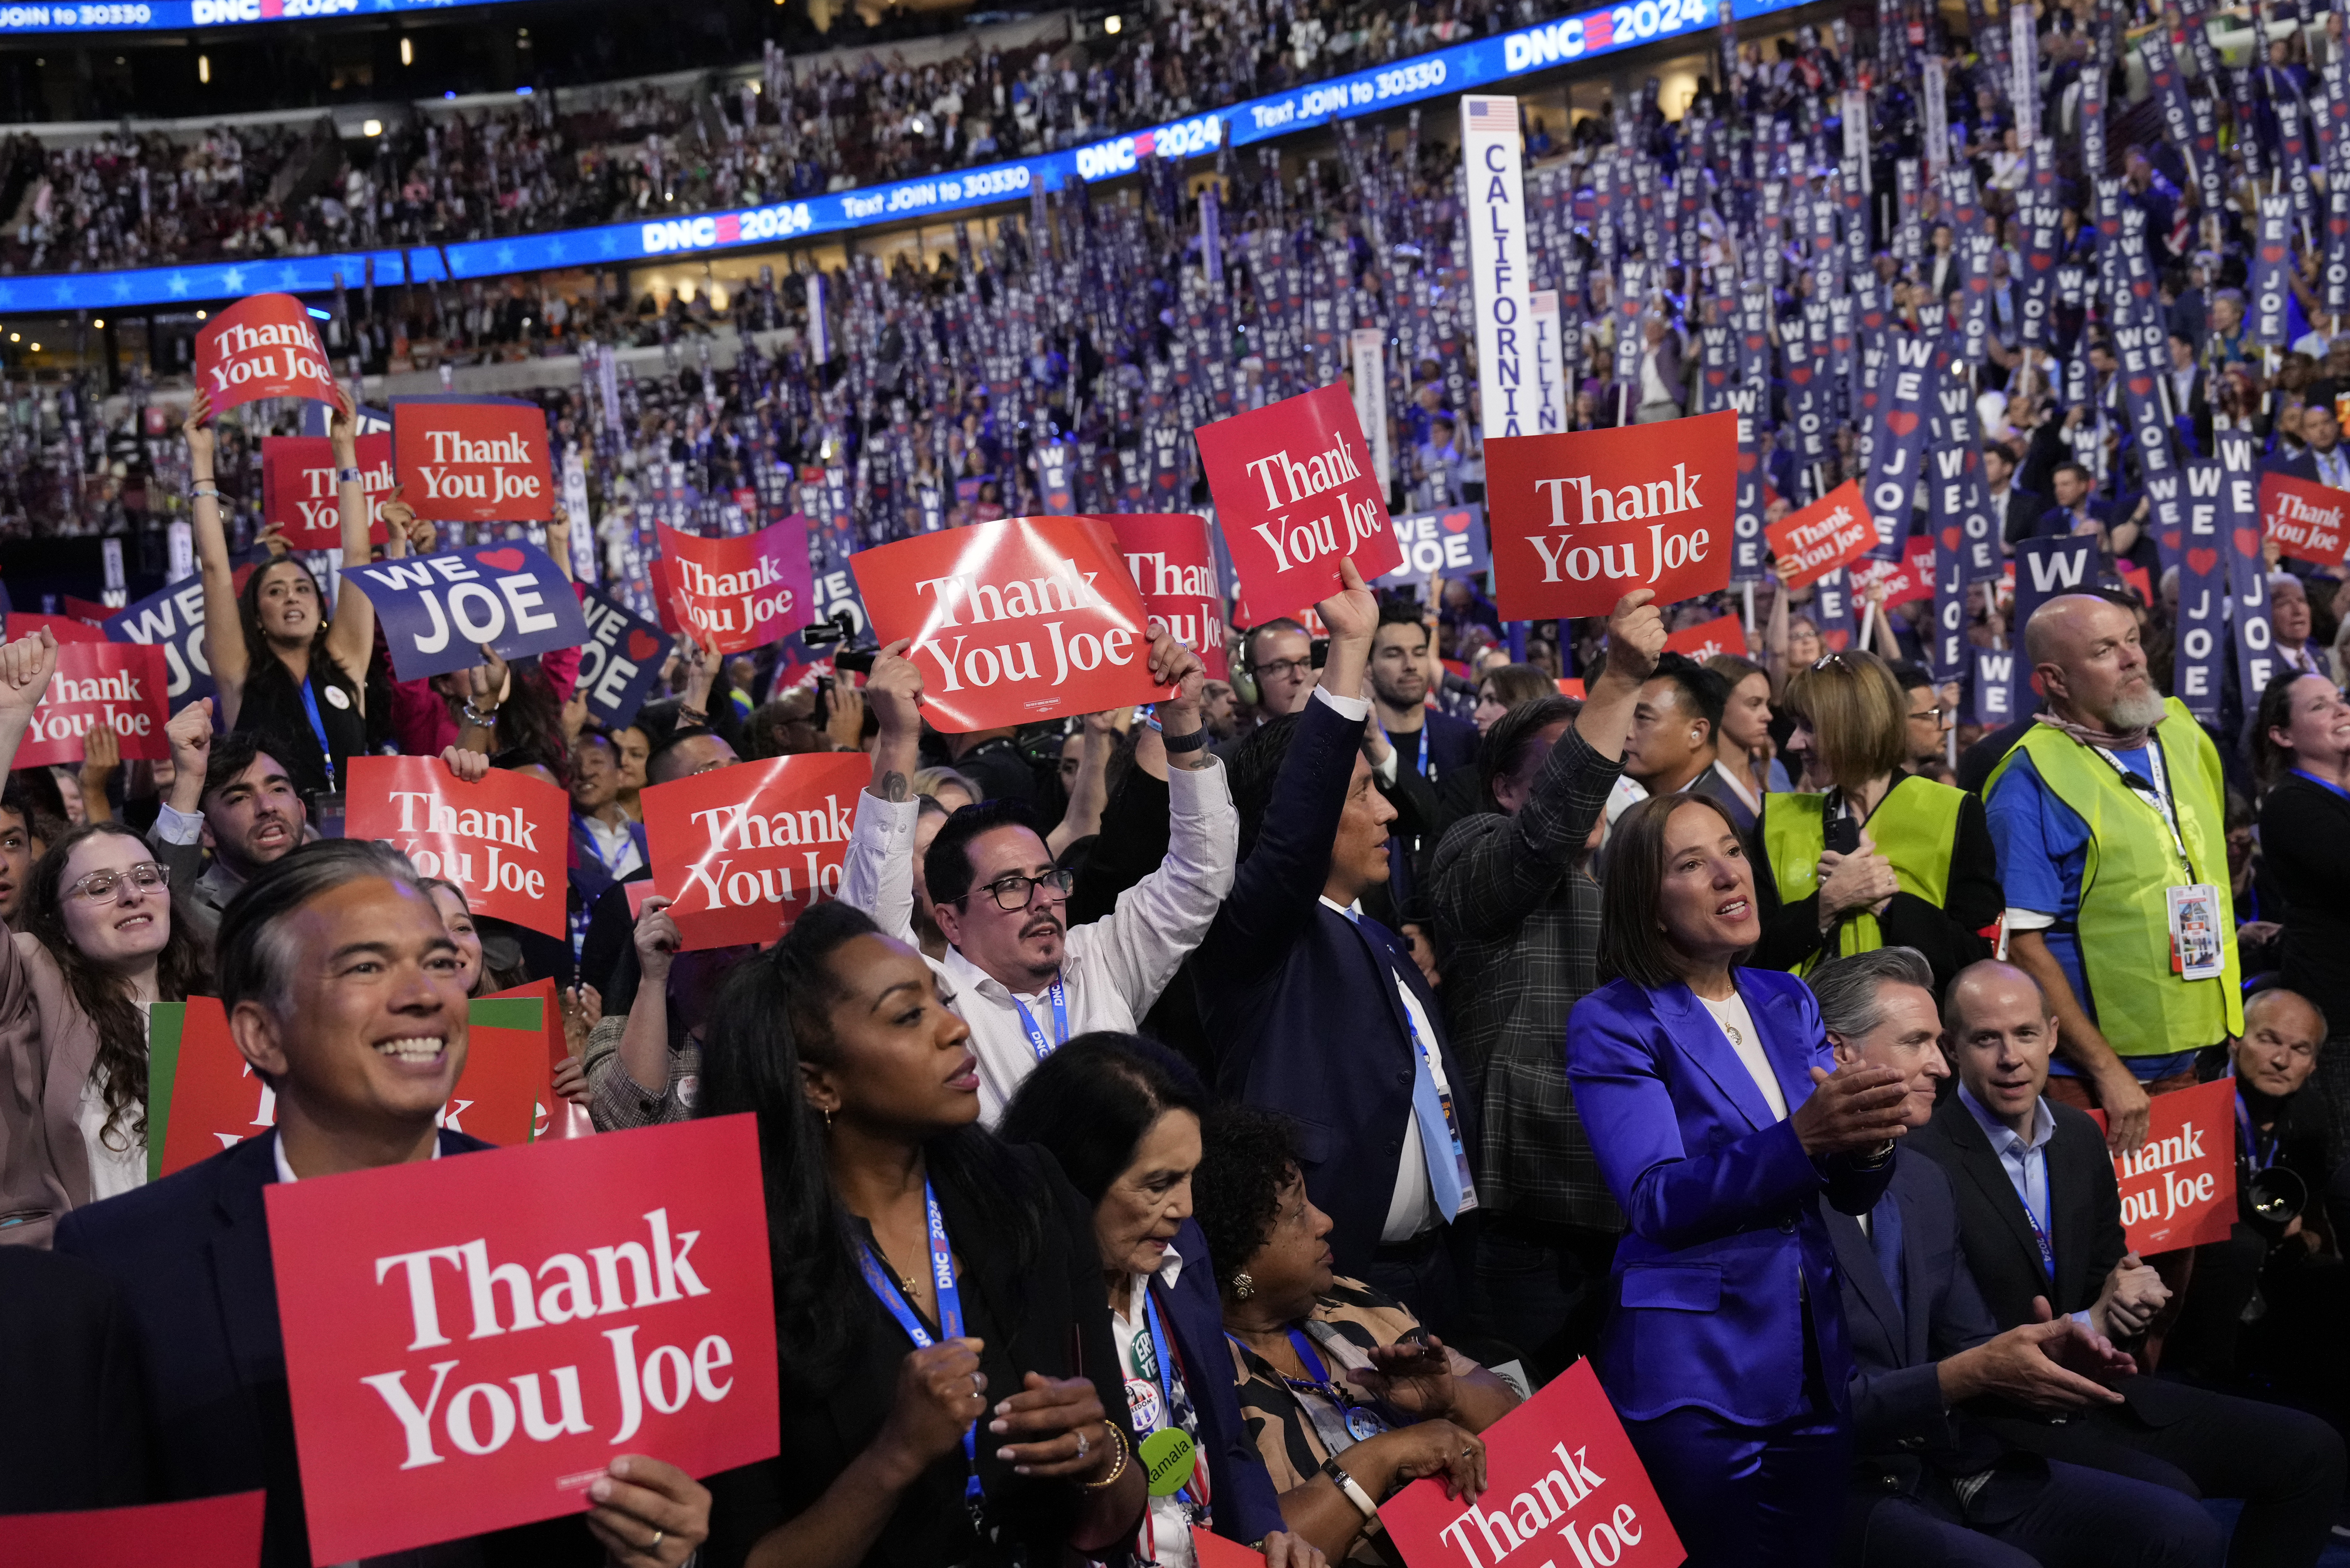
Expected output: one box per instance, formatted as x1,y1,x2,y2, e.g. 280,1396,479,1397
0,0,1795,311
0,0,533,33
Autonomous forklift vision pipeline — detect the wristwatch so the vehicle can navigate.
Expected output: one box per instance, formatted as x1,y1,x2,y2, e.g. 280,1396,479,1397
337,466,364,485
1160,727,1209,754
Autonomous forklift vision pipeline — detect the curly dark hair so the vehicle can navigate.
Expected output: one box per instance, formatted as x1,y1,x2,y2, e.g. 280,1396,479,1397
25,821,210,1151
1192,1104,1302,1300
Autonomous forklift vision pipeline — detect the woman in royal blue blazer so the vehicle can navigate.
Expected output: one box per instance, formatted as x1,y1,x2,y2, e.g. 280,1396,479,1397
1567,793,1911,1566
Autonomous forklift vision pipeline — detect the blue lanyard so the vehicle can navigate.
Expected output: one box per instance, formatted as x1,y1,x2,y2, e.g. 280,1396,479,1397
1009,978,1068,1062
2231,1068,2281,1174
2291,768,2350,805
2019,1175,2057,1281
856,1180,981,1505
576,814,633,878
1284,1327,1330,1385
1137,1291,1198,1505
297,676,336,793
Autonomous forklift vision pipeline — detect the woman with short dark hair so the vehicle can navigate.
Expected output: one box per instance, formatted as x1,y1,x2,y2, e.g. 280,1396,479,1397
2253,670,2350,1159
1567,791,1909,1567
1190,1104,1519,1565
998,1033,1320,1568
693,902,1145,1568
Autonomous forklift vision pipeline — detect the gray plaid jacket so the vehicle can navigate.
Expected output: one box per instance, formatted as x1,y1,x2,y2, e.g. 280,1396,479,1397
1427,723,1626,1231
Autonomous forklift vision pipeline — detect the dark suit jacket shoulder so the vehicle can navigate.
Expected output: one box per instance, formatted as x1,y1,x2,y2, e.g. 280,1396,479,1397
1908,1095,2123,1328
1161,1216,1284,1545
0,1246,149,1512
55,1130,499,1568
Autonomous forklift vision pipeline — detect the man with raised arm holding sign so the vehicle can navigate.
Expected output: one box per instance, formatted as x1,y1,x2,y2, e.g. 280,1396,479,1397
50,812,712,1568
842,629,1234,1120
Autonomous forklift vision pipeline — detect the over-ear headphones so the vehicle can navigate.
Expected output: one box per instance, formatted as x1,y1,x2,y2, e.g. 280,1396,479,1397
1233,627,1328,708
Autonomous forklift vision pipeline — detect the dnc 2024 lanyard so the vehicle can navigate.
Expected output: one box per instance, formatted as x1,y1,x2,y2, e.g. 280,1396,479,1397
1010,978,1069,1062
856,1179,982,1510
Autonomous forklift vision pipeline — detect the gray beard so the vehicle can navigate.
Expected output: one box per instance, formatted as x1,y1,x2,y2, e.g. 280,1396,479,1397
2107,689,2168,731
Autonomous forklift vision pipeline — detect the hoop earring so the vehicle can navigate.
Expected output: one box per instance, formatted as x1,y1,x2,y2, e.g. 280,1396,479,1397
1231,1271,1254,1301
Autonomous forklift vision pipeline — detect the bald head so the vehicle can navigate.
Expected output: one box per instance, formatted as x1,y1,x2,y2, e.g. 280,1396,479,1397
2023,595,2163,732
2237,988,2326,1100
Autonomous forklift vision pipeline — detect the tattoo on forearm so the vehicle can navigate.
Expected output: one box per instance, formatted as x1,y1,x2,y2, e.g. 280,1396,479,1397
879,770,910,802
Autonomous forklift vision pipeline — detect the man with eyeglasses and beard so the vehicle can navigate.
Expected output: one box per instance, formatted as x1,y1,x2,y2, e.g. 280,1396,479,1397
844,628,1234,1120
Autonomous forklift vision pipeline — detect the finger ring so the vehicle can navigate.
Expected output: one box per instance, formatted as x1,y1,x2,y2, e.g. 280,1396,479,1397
649,1529,664,1550
1074,1430,1090,1461
971,1371,985,1395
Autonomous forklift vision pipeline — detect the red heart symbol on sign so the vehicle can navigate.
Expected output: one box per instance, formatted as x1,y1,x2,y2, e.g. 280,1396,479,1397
1745,334,1766,351
1707,369,1727,387
2129,377,2153,397
1886,411,1920,437
2334,219,2349,237
627,629,662,660
2234,528,2261,558
479,547,526,571
1863,311,1886,330
1969,276,1989,293
1441,511,1471,533
1738,451,1759,472
2263,246,2287,264
1790,365,1812,384
2188,546,2218,576
1942,526,1962,550
2031,253,2054,270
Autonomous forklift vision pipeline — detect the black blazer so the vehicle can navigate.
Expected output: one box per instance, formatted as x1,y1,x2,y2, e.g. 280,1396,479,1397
1197,695,1479,1281
1159,1216,1284,1545
48,1131,597,1568
2259,772,2350,1033
1821,1150,2043,1523
0,1246,149,1513
702,1141,1136,1568
1908,1094,2193,1429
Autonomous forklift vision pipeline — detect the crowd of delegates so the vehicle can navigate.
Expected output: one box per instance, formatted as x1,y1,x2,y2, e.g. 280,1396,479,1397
0,0,1566,277
13,1,2350,1566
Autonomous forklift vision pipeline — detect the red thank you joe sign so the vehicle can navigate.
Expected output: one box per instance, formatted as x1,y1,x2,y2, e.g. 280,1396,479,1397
1194,381,1402,620
345,757,567,939
2260,472,2350,566
1486,412,1736,620
1660,615,1748,660
265,1116,780,1564
1765,478,1876,590
16,641,168,770
642,751,870,950
195,293,338,411
1380,1358,1683,1568
1107,512,1231,680
393,399,555,523
2088,1076,2238,1256
0,1491,266,1568
851,515,1171,733
655,515,817,654
263,433,395,549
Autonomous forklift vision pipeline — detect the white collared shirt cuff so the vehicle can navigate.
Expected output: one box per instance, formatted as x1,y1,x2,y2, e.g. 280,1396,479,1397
153,801,204,845
2003,908,2056,931
1163,746,1234,813
1313,686,1370,721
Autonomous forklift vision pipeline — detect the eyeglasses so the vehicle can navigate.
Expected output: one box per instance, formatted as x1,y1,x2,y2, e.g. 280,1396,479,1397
965,868,1076,910
1909,704,1947,724
67,861,170,903
1253,656,1315,682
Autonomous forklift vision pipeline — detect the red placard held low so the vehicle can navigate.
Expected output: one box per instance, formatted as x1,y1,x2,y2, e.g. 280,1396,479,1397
1661,615,1748,660
2087,1077,2239,1256
1194,382,1402,622
345,757,567,939
155,996,275,1179
1764,478,1876,589
2260,472,2350,566
1486,413,1737,620
0,1490,266,1568
655,515,817,654
1379,1359,1684,1568
266,1116,780,1564
16,642,168,770
262,433,395,549
6,612,105,642
393,398,555,523
1107,512,1231,680
641,752,870,950
852,515,1173,733
196,292,339,412
1852,534,1939,609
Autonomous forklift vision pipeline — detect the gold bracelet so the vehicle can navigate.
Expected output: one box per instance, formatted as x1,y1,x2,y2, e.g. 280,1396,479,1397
1080,1422,1129,1489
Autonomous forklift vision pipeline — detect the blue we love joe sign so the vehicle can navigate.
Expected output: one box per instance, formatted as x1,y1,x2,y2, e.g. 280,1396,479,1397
344,542,590,681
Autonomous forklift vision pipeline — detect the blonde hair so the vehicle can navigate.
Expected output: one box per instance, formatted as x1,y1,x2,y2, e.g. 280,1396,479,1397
1782,651,1908,791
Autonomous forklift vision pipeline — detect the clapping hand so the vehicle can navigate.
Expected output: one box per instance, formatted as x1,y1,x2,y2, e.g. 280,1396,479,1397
1348,1334,1457,1418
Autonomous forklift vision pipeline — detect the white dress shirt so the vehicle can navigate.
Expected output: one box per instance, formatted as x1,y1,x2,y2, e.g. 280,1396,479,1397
1110,1242,1196,1568
843,754,1238,1121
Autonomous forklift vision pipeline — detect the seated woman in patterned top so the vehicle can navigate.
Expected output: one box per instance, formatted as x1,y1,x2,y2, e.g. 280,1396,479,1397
1191,1106,1520,1564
